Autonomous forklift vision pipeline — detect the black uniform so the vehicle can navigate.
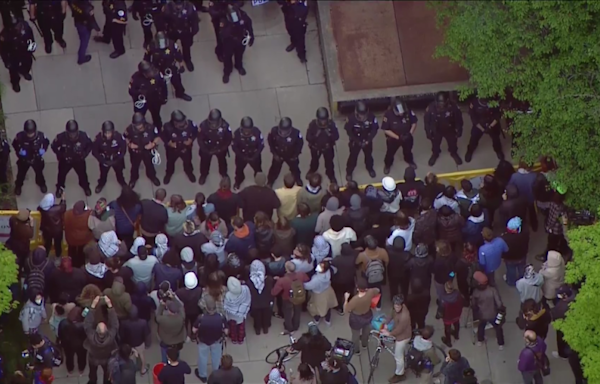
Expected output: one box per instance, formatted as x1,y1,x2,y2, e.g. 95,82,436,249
162,0,199,69
280,0,308,61
0,0,25,28
161,119,198,181
128,68,168,131
29,0,66,53
197,118,232,178
144,37,188,98
124,122,160,184
131,0,167,47
382,109,418,168
12,129,49,192
232,126,263,187
92,131,127,187
219,7,253,79
424,100,463,164
95,0,127,56
345,113,378,177
0,19,35,92
466,98,504,162
306,119,338,181
208,0,228,60
51,131,93,192
0,137,10,187
267,127,303,185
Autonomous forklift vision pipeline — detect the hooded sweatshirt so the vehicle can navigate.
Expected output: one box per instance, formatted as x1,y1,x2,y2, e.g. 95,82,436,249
38,194,66,237
20,299,47,333
103,281,132,319
331,244,358,285
386,237,410,281
378,187,402,213
387,217,416,250
119,305,151,348
433,193,460,214
437,210,465,244
342,194,369,237
315,197,345,234
456,188,480,217
516,270,544,303
398,168,425,211
322,226,357,258
224,222,257,261
462,213,487,245
540,251,565,300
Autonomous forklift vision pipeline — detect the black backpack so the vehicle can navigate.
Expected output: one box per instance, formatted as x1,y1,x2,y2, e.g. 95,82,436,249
37,338,63,367
25,259,49,294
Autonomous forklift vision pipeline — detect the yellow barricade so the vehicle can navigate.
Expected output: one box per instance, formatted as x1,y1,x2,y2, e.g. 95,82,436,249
0,164,539,250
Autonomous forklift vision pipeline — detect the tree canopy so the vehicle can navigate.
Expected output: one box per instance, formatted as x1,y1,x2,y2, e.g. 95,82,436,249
0,244,18,315
432,0,600,209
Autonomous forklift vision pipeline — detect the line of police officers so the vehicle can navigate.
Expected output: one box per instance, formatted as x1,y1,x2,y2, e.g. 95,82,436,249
6,92,504,196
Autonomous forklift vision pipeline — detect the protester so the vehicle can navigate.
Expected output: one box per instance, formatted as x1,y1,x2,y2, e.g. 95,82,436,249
343,279,378,352
322,215,357,258
501,217,530,287
518,299,551,340
440,349,471,384
539,250,565,306
166,194,187,238
379,176,402,214
434,185,460,214
131,281,155,323
291,244,314,274
64,201,94,267
239,172,281,221
124,246,159,289
95,230,128,262
516,265,544,304
315,197,344,235
342,193,369,238
406,277,430,330
207,355,244,384
551,284,575,360
38,193,66,258
225,216,256,261
274,217,296,257
139,189,168,245
291,203,318,246
271,261,309,334
152,249,184,291
199,271,228,316
58,307,87,375
297,173,326,214
88,198,116,241
290,363,317,384
456,242,478,305
155,292,186,363
412,198,438,255
103,276,132,320
456,179,480,217
175,220,209,261
248,260,274,335
187,192,207,226
383,294,412,383
437,204,465,251
356,235,388,308
109,186,142,249
83,296,119,384
422,173,446,204
406,244,434,295
105,257,135,294
255,211,275,258
479,174,503,224
462,204,487,246
471,272,505,349
119,305,150,374
207,177,242,227
223,277,251,344
509,162,539,230
319,357,349,384
176,272,203,333
439,280,463,348
497,184,529,229
8,209,34,271
20,290,47,334
153,233,169,261
291,322,332,369
108,344,138,384
433,240,457,298
387,211,416,250
398,166,424,214
411,326,442,382
158,348,191,384
83,251,111,291
305,261,337,325
517,330,547,384
199,210,228,239
276,173,303,221
193,295,227,383
331,243,358,314
49,257,85,303
179,246,198,276
478,227,508,286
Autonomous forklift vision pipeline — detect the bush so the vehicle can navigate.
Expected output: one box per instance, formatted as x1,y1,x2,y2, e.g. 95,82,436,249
0,244,18,315
553,222,600,382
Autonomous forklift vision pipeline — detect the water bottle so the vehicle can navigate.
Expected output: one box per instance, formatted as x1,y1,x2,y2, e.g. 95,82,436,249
495,311,504,325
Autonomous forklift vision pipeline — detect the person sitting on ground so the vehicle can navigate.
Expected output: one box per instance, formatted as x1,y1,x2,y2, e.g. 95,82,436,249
411,325,442,381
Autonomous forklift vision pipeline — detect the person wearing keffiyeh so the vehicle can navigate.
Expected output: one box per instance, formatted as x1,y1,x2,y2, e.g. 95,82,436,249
224,277,251,344
311,236,331,263
248,260,274,335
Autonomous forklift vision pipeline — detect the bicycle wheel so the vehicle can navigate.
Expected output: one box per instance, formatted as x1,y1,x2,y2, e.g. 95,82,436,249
366,349,380,384
265,344,298,364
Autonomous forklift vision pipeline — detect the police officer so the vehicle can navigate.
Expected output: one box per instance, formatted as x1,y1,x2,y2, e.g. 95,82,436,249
162,0,200,71
131,0,167,48
197,109,232,185
424,91,463,166
129,60,168,131
93,0,127,59
345,101,378,181
144,31,192,101
69,0,100,65
382,97,418,173
92,120,127,193
232,116,263,190
280,0,308,63
0,136,9,189
124,112,161,188
0,16,36,93
219,3,254,84
465,97,504,163
51,120,93,196
12,120,49,196
207,0,228,61
306,107,338,183
267,117,303,187
161,109,197,184
0,1,25,27
28,0,67,54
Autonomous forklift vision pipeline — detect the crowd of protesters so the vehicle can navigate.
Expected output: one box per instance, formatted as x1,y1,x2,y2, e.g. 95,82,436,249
2,158,586,384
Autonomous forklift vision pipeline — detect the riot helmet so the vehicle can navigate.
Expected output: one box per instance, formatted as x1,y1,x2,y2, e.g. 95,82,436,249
24,119,37,138
240,116,253,136
208,109,222,128
391,97,407,116
316,107,329,128
102,121,115,139
226,4,241,23
138,60,154,78
132,112,146,129
171,110,187,129
65,120,79,140
155,31,167,50
355,101,368,122
278,117,292,137
436,91,449,109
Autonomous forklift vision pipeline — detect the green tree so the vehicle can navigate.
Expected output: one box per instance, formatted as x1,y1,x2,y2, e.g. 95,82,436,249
553,223,600,382
432,1,600,209
0,244,18,315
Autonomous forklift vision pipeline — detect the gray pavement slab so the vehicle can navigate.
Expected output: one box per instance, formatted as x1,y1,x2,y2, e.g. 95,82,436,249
99,48,149,104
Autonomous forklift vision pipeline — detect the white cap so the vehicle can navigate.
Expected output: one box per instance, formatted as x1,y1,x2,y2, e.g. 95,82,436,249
382,176,396,192
184,272,198,289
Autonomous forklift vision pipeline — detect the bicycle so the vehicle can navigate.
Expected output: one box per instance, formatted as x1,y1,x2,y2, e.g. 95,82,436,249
366,330,447,384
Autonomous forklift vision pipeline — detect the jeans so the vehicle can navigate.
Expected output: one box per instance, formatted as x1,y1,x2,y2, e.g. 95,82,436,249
75,23,91,63
282,300,302,332
505,259,526,287
521,370,543,384
197,342,222,379
88,361,108,384
394,338,410,375
477,320,504,345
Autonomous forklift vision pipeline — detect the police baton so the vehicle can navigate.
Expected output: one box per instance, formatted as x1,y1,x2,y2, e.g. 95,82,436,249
26,8,44,38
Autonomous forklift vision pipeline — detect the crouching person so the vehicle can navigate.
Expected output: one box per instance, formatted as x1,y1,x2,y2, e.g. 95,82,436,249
409,325,441,384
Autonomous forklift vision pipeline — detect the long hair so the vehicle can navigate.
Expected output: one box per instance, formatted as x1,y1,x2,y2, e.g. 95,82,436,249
116,186,140,210
207,271,224,300
170,194,186,213
254,211,272,229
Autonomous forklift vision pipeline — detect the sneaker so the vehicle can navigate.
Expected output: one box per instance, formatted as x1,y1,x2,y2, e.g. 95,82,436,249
388,374,406,383
499,345,504,351
78,55,92,65
324,320,331,327
441,336,452,348
503,274,507,282
552,351,568,360
428,154,438,166
476,341,483,347
286,43,295,52
336,308,344,316
194,369,207,383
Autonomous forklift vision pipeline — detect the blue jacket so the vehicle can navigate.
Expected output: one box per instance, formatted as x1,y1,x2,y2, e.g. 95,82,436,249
224,222,256,261
109,201,142,235
478,237,508,274
462,213,489,246
509,171,537,204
